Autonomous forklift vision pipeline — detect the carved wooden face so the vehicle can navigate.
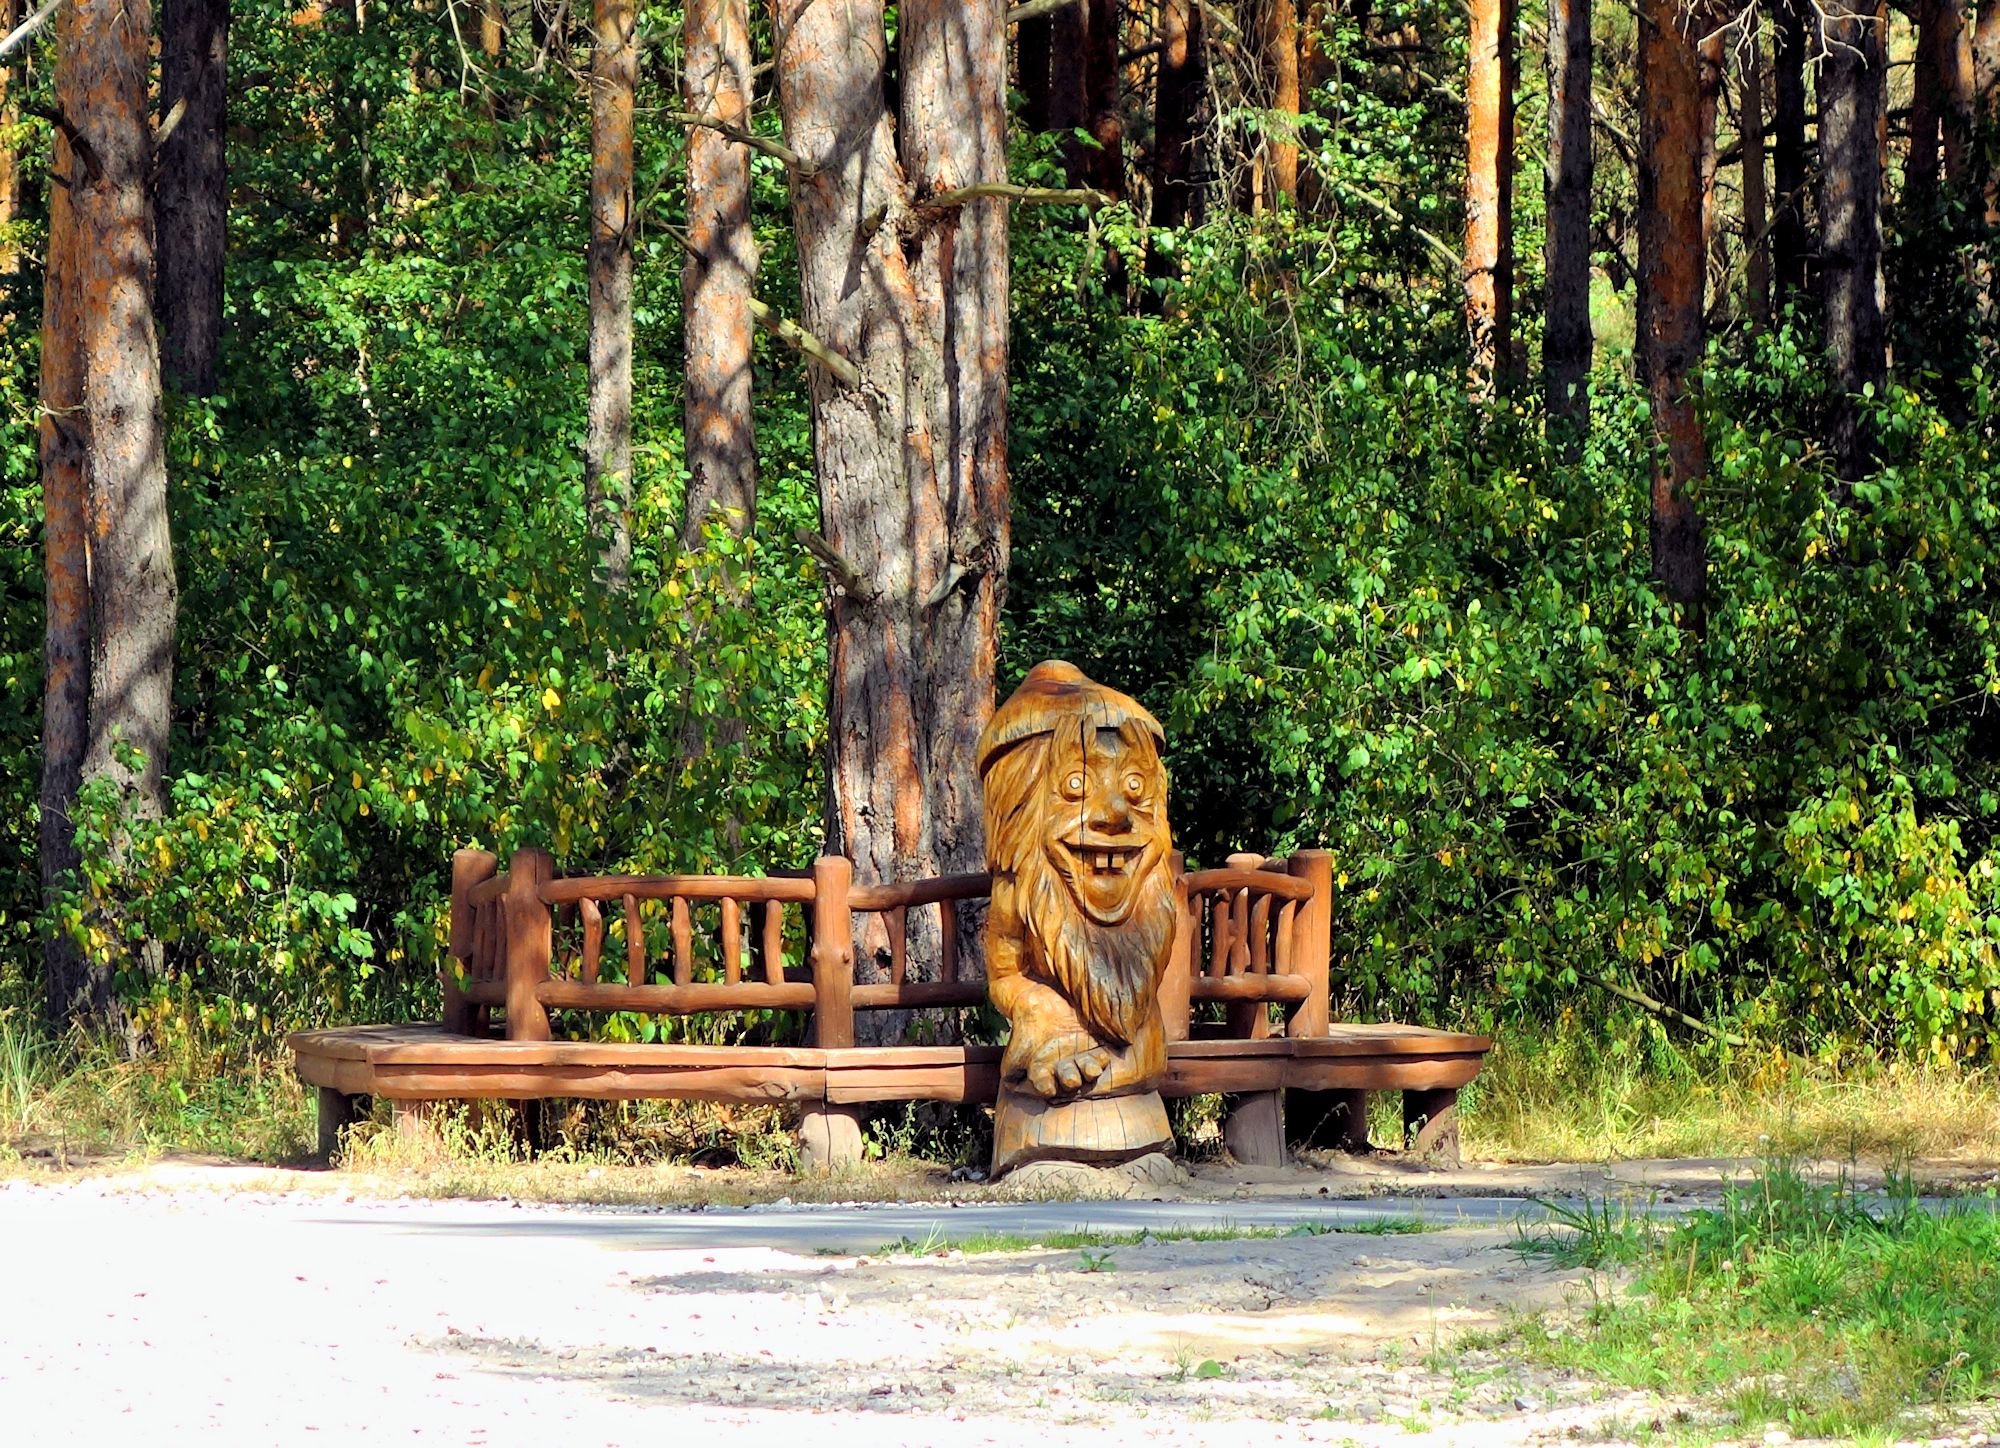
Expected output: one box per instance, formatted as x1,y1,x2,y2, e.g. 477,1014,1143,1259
1041,719,1170,926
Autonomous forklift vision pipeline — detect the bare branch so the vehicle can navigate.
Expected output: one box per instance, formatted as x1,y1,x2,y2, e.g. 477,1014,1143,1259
747,298,861,388
794,528,877,603
665,111,809,173
1007,0,1083,23
0,0,58,61
916,182,1115,210
1334,181,1462,270
153,97,188,152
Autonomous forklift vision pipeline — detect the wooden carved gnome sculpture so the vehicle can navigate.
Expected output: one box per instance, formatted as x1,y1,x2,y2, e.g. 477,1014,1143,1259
978,661,1177,1176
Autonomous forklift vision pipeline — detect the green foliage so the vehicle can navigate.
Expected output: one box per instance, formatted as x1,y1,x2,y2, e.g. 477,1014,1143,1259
1536,1163,2000,1435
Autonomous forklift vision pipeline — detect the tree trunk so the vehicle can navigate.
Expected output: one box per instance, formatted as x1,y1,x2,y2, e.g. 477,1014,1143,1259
1742,17,1770,326
680,0,757,543
1544,0,1592,449
1939,0,1976,186
1150,0,1205,231
1911,0,1944,213
1637,0,1708,625
1051,0,1087,178
482,0,505,57
0,0,18,287
158,0,230,398
1018,6,1052,131
1981,0,2000,105
585,0,635,589
1819,0,1887,480
1252,0,1300,206
39,125,95,1033
61,0,180,1032
1771,0,1810,307
1083,0,1124,199
1698,32,1723,258
1465,0,1515,400
774,0,1009,1040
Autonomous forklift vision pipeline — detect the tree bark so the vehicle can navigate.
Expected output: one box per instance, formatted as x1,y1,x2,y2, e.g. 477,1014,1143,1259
1150,0,1204,231
1939,0,1975,186
158,0,230,398
39,123,95,1033
1637,0,1708,625
1018,6,1052,131
1741,17,1770,326
1465,0,1515,400
1771,0,1810,307
1697,32,1722,258
0,0,18,287
1910,0,1944,212
585,0,635,589
1082,0,1124,200
680,0,757,543
57,0,181,1032
1544,0,1592,449
1050,0,1087,177
774,0,1010,1039
482,0,505,57
1981,0,2000,105
1252,0,1300,205
1818,0,1887,480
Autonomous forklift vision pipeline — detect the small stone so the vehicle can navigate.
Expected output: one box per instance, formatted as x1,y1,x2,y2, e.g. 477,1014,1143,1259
1762,1430,1792,1446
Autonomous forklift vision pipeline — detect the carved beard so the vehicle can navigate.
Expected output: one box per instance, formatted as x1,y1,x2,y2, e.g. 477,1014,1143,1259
1020,852,1175,1046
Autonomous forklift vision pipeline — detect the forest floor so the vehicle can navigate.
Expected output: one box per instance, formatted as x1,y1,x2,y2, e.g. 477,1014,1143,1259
1,1156,1995,1446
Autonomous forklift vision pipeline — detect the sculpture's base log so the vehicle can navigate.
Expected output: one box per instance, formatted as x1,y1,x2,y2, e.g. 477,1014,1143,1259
798,1104,865,1174
1222,1090,1288,1168
991,1087,1173,1177
1403,1087,1460,1167
1287,1088,1374,1154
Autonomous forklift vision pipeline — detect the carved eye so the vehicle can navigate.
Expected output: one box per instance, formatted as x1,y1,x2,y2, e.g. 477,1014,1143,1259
1124,772,1145,797
1063,772,1085,798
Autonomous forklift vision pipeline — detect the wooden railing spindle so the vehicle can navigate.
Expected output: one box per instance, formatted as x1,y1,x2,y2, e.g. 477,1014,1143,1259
624,894,644,985
672,897,693,986
761,901,784,985
721,897,742,985
580,897,602,984
888,906,908,985
939,901,959,982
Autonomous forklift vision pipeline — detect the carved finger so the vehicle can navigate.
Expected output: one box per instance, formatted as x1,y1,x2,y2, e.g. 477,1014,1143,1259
1054,1058,1084,1095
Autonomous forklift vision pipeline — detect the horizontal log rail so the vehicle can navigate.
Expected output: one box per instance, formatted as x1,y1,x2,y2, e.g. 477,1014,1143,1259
541,874,817,905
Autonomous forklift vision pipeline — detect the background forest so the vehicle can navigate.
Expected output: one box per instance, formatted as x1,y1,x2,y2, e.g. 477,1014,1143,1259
2,0,1999,1095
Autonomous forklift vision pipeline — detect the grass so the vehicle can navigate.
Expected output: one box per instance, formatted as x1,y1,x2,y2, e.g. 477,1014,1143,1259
1515,1160,2000,1438
1461,1018,2000,1163
867,1215,1436,1257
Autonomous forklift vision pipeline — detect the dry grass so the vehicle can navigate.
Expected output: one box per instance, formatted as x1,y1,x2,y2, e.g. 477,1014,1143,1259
1461,1021,2000,1164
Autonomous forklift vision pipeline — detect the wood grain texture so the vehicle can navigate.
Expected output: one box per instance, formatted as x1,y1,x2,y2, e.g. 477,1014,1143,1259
991,1087,1171,1175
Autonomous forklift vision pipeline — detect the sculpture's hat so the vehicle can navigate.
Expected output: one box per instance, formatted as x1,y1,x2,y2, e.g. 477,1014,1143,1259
976,661,1165,778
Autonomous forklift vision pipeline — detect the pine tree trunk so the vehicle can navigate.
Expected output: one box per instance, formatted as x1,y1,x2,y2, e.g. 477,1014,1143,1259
1819,0,1887,481
39,126,95,1033
1253,0,1300,205
1083,0,1124,199
1465,0,1515,400
1938,0,1976,186
1771,0,1811,307
1911,0,1944,214
774,0,1009,1041
1698,32,1722,259
64,0,181,1031
1742,18,1771,326
1150,0,1205,231
1051,1,1087,180
1637,0,1707,625
585,0,635,589
1544,0,1592,449
482,0,505,57
1981,0,2000,104
680,0,757,542
1018,7,1052,131
158,0,230,398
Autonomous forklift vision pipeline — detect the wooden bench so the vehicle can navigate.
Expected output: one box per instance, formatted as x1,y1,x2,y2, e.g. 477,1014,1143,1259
290,847,1491,1169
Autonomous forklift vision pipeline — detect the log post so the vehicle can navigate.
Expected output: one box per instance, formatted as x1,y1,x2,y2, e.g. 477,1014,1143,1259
503,848,554,1042
1286,849,1333,1038
1289,1087,1373,1153
800,854,862,1171
1160,851,1193,1042
445,848,497,1035
314,1086,361,1166
1223,1089,1288,1168
1404,1086,1461,1167
1223,853,1272,1041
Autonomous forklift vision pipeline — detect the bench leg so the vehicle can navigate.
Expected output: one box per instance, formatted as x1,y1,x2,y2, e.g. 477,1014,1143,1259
1223,1090,1288,1169
391,1098,436,1146
315,1087,361,1166
797,1105,863,1174
1403,1087,1461,1167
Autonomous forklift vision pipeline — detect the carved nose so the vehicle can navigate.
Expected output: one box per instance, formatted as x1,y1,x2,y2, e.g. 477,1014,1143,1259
1088,802,1133,837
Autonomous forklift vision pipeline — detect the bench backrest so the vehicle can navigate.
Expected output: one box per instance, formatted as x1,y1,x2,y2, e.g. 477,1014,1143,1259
445,847,1332,1046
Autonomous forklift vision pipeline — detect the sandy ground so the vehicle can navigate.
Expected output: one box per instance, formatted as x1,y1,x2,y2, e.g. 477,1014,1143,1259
1,1163,1993,1447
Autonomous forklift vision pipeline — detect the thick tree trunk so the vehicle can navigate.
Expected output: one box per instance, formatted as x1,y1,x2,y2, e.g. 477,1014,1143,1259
1150,0,1205,232
1939,0,1976,186
1544,0,1592,449
158,0,230,398
1819,0,1887,480
774,0,1009,1041
680,0,757,542
39,127,95,1033
1252,0,1300,205
1018,8,1052,131
1083,0,1124,199
1465,0,1516,400
60,0,180,1031
1050,1,1087,177
1637,0,1708,625
1981,0,2000,105
585,0,635,589
1771,0,1811,307
1741,19,1770,325
1910,0,1944,212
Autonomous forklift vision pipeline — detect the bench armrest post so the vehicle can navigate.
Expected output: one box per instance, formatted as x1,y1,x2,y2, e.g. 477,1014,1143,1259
503,847,555,1042
1286,849,1333,1038
445,849,497,1035
1160,851,1193,1043
810,855,855,1048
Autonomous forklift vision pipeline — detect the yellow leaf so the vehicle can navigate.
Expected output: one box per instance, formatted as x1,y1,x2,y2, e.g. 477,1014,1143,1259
351,771,364,790
1437,849,1453,868
542,687,561,712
